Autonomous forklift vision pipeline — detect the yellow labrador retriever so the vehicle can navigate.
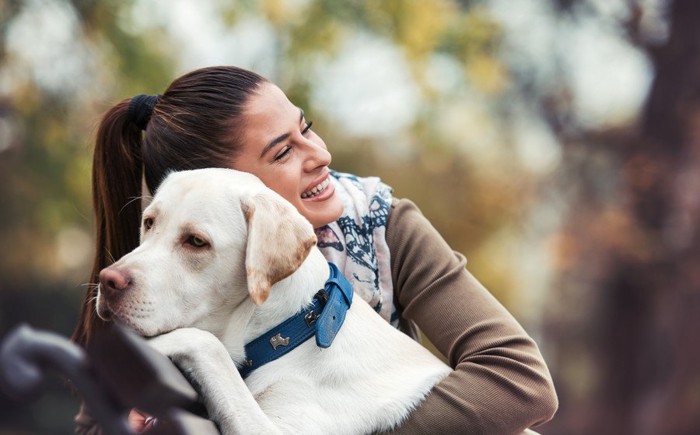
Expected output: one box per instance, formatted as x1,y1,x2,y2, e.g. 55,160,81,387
96,168,451,434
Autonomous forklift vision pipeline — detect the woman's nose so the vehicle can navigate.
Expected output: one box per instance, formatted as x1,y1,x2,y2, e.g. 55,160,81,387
302,139,332,171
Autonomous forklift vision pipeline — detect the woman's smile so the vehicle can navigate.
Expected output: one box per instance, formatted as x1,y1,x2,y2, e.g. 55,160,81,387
301,174,333,200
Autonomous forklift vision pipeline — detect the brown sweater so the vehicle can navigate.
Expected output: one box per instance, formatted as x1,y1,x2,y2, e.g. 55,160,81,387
386,198,557,434
75,198,558,434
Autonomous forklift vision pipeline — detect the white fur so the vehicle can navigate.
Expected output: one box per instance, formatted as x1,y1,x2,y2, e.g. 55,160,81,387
97,168,451,434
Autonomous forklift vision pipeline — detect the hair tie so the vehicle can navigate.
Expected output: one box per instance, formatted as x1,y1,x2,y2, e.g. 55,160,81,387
127,94,160,130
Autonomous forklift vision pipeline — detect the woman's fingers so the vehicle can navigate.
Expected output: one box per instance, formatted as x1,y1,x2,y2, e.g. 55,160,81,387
128,409,157,432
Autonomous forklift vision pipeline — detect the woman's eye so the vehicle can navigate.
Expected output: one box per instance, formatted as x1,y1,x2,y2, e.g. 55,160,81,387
143,217,154,230
302,120,313,135
187,235,208,248
274,146,292,161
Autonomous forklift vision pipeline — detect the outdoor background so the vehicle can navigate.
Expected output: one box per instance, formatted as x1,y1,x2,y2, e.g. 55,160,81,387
1,0,698,434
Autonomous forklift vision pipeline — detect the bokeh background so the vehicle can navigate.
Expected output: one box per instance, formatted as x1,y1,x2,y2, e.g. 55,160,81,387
1,0,698,433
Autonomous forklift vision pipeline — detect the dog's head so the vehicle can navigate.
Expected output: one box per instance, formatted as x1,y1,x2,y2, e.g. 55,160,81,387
95,168,317,337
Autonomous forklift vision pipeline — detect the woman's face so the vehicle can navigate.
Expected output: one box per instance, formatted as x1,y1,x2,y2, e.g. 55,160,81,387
232,82,344,229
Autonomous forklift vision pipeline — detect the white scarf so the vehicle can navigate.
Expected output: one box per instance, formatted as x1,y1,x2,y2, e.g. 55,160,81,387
315,171,398,327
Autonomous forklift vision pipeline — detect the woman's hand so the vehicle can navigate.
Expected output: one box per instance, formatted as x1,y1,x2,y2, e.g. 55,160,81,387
128,409,157,432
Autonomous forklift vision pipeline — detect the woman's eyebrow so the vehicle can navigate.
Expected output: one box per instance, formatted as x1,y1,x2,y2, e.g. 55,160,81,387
259,109,305,158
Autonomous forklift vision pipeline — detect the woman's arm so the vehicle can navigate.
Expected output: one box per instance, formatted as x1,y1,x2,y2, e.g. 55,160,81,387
386,199,558,434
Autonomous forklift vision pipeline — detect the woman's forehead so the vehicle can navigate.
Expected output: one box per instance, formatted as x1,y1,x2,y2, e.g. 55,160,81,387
239,83,302,152
244,82,297,118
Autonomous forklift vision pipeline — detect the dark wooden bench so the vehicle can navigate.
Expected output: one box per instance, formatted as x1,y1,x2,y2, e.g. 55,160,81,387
0,323,219,435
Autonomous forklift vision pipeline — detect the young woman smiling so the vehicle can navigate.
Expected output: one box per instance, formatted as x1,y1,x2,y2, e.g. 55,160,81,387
73,66,558,434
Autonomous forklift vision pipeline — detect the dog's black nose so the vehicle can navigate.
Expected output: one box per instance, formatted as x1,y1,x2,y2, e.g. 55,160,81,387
99,267,132,296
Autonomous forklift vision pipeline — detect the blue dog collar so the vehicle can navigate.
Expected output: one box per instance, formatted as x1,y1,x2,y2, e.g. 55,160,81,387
238,263,353,378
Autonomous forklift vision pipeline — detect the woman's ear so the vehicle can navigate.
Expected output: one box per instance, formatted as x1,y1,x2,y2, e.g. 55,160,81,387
241,192,317,305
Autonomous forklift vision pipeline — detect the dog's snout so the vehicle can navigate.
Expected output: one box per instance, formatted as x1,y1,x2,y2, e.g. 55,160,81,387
99,267,132,296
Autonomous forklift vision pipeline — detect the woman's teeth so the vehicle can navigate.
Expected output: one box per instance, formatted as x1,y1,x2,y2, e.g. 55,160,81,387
301,178,330,199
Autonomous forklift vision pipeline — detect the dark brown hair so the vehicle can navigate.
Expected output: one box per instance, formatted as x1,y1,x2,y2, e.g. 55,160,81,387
72,66,267,346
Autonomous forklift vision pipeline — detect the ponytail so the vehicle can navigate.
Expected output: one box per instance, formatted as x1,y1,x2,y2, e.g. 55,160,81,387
71,99,146,346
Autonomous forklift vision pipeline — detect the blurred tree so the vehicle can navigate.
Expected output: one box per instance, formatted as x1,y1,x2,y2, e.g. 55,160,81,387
540,0,700,433
595,0,700,432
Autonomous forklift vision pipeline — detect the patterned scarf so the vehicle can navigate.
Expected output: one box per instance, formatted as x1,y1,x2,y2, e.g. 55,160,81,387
315,171,398,327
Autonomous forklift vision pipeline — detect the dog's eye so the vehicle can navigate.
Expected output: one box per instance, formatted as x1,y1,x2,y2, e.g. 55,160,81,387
186,235,208,248
143,217,154,230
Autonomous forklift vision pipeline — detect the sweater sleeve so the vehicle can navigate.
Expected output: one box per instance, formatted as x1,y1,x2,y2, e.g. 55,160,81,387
385,198,558,434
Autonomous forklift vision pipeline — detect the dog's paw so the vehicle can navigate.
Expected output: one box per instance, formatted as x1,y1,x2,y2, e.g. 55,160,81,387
148,328,223,363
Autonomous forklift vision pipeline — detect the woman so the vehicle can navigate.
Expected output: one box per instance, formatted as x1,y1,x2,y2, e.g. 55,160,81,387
73,66,558,434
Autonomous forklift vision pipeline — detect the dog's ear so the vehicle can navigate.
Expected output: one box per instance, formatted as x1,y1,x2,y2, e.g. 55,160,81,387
241,192,317,305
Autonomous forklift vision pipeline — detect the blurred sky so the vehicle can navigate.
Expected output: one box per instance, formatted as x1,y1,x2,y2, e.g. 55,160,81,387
4,0,653,139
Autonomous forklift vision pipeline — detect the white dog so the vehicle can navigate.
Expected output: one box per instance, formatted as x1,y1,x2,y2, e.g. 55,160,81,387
96,168,451,434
